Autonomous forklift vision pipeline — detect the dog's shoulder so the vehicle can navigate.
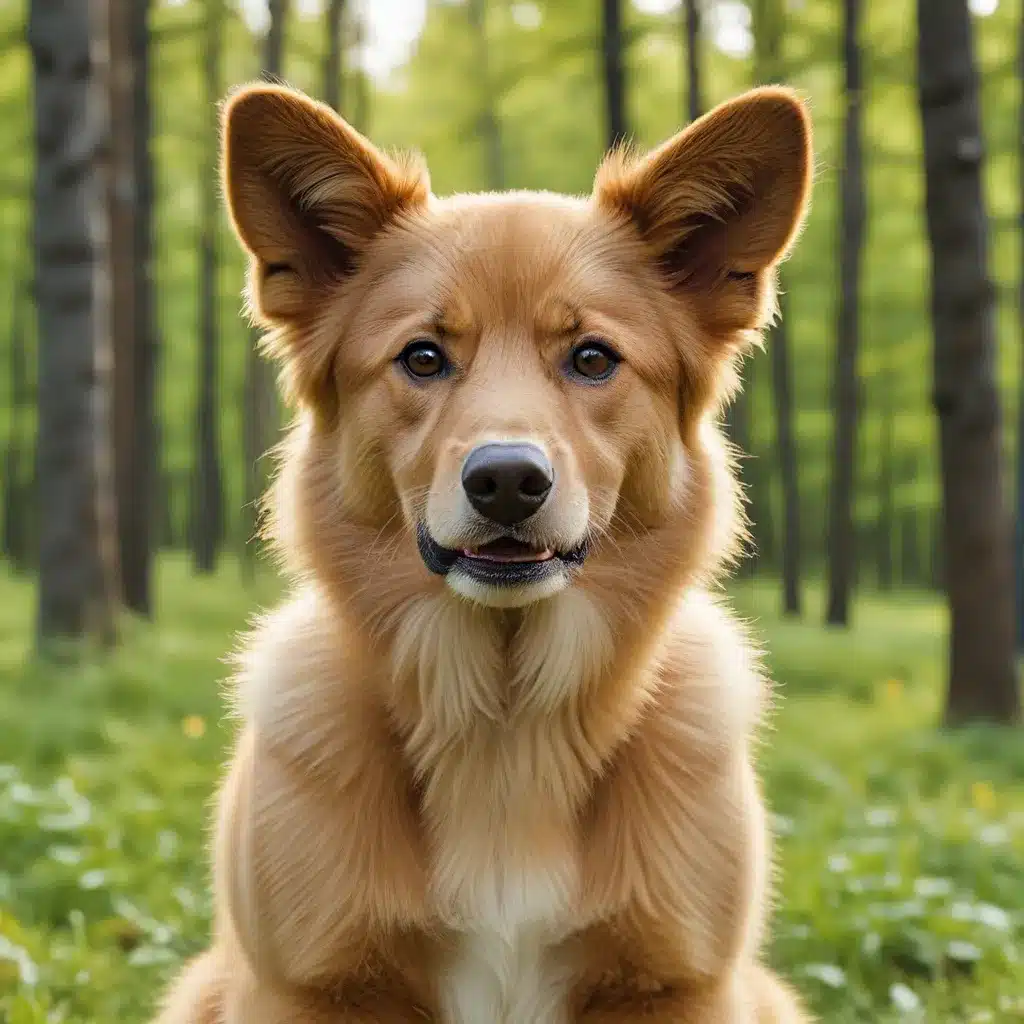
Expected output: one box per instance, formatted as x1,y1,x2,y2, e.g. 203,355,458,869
653,586,770,745
229,585,372,742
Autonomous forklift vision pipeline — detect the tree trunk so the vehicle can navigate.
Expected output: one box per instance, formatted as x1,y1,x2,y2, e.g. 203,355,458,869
600,0,626,150
917,0,1020,724
469,0,503,190
323,0,342,111
1016,0,1024,649
825,0,865,627
193,0,225,575
3,253,30,571
109,0,155,615
769,287,801,614
130,0,157,612
241,0,287,580
876,371,894,591
30,0,119,653
683,0,701,123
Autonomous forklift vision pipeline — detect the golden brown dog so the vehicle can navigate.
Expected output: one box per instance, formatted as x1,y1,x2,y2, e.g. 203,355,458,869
152,82,813,1023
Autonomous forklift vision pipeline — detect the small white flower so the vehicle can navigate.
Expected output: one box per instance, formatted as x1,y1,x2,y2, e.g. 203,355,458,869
890,982,921,1013
804,964,847,988
914,876,953,898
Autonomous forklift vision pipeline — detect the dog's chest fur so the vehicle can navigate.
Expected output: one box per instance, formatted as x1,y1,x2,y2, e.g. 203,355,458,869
397,593,608,1022
431,769,579,1024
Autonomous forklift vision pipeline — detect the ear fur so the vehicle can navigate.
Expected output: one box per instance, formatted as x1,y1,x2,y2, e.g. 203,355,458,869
593,86,812,291
221,83,430,325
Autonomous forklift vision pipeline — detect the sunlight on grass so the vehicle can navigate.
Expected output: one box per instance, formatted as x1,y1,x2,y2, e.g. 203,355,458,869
0,563,1021,1022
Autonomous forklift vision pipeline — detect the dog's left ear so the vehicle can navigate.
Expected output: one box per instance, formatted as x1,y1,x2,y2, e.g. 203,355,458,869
593,87,812,291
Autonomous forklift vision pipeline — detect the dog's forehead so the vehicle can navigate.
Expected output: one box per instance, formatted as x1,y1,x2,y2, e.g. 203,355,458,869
375,191,646,331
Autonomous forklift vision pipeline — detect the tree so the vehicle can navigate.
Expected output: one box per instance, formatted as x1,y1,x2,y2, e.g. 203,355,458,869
600,0,626,150
917,0,1020,724
109,0,157,615
825,0,865,627
241,0,288,578
748,0,801,612
3,248,31,572
130,0,158,611
29,0,118,652
876,363,895,591
323,0,342,111
468,0,503,190
193,0,226,575
1017,0,1024,650
683,0,701,123
350,12,370,133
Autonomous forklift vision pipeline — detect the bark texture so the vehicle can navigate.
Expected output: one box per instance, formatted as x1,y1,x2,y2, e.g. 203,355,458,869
826,0,865,626
917,0,1020,723
30,0,119,651
601,0,626,150
684,0,701,123
322,0,342,111
193,0,225,574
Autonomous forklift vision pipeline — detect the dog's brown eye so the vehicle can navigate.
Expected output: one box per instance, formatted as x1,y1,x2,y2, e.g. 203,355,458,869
571,341,619,382
400,340,447,379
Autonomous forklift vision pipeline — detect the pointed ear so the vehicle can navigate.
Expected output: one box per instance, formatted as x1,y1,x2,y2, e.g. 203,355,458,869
221,84,430,324
593,87,812,291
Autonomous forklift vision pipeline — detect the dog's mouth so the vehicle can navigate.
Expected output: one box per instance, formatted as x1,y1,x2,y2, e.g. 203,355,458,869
461,537,555,563
417,524,587,588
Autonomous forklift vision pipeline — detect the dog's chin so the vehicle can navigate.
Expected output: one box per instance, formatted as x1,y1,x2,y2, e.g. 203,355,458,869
417,524,587,609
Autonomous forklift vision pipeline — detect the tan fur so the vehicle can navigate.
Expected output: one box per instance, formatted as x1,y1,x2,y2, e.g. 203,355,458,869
153,83,814,1023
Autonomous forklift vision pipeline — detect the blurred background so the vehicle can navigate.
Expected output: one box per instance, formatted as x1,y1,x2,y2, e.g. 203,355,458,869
2,0,1024,1021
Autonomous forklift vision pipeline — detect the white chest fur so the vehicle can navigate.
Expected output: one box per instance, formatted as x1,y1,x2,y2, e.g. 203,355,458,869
437,856,577,1024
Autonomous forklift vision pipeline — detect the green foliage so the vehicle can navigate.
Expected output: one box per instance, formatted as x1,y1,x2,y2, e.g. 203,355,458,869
0,562,1021,1022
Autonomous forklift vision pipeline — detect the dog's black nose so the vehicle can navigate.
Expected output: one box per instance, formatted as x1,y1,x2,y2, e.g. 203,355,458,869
461,443,553,526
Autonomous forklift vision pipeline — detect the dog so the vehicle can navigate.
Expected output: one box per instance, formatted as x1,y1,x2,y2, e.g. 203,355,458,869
152,81,813,1023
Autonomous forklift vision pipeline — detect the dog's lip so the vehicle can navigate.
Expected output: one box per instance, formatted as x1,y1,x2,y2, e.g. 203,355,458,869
461,538,555,563
416,523,587,577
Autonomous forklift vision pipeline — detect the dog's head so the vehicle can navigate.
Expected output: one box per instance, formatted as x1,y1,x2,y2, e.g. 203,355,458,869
222,86,811,613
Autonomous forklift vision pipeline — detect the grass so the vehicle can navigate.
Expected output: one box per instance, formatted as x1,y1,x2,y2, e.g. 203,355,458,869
1,558,1022,1022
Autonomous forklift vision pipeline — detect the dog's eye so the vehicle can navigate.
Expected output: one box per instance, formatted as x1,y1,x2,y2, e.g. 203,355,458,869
570,340,619,382
399,340,448,379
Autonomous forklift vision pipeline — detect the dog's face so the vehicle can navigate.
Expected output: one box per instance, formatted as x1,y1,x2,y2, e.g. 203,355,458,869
222,87,811,611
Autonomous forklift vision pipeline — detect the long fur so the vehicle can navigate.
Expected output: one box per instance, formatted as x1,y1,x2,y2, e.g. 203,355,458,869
153,84,814,1023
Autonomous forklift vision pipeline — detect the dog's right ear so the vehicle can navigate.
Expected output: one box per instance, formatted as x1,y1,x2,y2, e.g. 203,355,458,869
222,84,430,325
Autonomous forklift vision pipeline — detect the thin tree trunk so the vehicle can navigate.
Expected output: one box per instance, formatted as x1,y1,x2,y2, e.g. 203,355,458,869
109,0,154,615
30,0,118,652
876,370,894,591
131,0,157,612
769,287,801,614
601,0,626,150
3,252,29,571
468,0,503,190
323,0,342,111
826,0,865,626
348,14,370,133
1016,0,1024,649
683,0,701,123
917,0,1019,724
193,0,225,575
242,0,287,580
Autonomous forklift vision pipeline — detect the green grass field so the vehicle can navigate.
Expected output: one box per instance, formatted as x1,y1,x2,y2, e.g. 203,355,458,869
1,559,1022,1022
